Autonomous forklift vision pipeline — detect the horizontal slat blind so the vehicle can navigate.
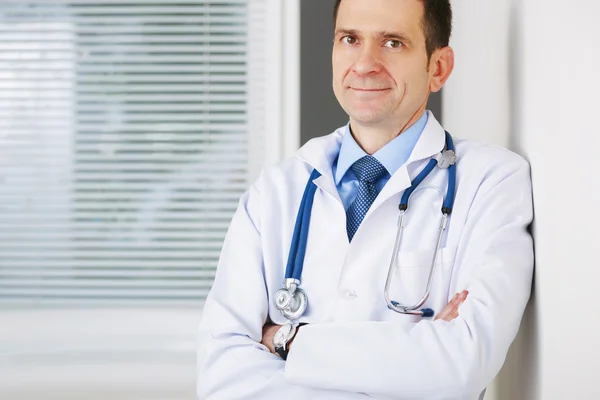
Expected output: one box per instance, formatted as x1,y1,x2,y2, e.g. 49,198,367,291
0,0,268,305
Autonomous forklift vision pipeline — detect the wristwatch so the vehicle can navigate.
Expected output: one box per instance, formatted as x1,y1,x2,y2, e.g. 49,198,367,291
273,322,299,360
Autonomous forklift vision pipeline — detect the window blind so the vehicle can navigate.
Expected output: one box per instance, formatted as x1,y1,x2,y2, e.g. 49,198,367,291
0,0,274,305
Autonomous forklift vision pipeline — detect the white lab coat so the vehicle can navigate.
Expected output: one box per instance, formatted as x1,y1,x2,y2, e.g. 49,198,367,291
197,111,534,400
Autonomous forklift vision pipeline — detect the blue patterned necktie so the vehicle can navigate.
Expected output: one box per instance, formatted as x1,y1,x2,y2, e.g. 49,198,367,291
346,156,389,241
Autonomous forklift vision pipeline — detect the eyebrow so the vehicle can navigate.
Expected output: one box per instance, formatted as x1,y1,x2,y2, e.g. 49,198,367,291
334,28,413,46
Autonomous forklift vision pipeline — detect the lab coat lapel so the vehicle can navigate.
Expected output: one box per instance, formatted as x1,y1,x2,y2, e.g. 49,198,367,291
296,128,344,204
365,112,447,217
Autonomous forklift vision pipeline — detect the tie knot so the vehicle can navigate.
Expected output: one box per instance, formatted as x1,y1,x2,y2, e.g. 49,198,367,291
350,156,388,183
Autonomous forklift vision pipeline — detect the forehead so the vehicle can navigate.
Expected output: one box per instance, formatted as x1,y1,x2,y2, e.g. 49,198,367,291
336,0,425,39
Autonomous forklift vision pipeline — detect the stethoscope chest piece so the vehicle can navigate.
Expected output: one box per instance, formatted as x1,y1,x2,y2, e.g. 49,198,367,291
275,279,308,320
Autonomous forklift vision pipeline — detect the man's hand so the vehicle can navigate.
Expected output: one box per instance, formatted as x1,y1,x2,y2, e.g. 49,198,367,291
435,290,469,322
261,323,280,354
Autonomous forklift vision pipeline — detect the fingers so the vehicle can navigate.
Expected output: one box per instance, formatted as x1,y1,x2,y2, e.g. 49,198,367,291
457,290,468,304
260,323,281,354
434,290,469,322
434,293,456,321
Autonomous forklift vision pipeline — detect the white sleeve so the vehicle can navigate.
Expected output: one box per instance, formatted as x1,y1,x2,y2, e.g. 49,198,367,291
196,183,372,400
284,160,534,399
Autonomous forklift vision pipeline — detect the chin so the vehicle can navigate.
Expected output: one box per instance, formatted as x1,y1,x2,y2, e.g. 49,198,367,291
346,107,387,125
343,97,393,121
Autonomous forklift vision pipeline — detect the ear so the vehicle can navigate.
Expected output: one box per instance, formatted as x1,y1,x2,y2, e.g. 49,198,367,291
429,46,454,93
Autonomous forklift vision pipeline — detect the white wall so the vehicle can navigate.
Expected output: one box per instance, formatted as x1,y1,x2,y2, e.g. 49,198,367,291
444,1,600,399
443,0,511,147
516,1,600,399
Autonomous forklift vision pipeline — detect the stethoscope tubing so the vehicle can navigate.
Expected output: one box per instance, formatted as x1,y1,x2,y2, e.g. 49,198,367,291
277,132,456,319
284,169,321,282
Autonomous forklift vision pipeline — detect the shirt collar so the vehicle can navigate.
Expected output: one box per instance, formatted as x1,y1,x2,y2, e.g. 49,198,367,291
334,111,429,185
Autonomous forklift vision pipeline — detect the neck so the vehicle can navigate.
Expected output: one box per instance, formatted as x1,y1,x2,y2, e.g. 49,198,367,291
349,105,427,155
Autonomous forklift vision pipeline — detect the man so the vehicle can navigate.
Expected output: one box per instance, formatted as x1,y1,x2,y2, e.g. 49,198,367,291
197,0,533,398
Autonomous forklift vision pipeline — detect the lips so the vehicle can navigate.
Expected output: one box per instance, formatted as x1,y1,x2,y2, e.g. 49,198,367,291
349,87,390,92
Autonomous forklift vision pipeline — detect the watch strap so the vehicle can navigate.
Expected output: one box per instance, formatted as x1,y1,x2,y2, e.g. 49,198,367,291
275,346,289,360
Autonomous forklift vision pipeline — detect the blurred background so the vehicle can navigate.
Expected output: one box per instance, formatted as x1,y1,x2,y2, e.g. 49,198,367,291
1,0,599,399
0,1,284,398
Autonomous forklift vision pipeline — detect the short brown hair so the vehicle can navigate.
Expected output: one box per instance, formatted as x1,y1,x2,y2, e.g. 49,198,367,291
333,0,452,60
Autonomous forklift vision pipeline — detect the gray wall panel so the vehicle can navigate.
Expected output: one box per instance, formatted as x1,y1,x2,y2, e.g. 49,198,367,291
300,0,347,145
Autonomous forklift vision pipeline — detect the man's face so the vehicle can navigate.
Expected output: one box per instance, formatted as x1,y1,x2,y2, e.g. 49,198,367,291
332,0,433,128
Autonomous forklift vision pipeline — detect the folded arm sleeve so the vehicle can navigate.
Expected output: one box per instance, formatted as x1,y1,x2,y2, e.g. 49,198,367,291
197,183,372,400
285,159,534,399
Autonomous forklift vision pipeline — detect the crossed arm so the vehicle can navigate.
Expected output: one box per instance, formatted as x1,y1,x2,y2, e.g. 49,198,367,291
261,290,470,355
197,160,533,399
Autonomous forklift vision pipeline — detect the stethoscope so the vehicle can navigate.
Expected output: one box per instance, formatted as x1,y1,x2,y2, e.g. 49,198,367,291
274,131,457,320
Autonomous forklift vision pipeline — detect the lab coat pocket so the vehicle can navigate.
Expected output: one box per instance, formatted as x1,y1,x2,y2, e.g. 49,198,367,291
389,246,457,315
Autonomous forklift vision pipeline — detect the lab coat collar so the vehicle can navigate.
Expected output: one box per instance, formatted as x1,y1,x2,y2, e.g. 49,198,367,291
295,111,446,209
405,110,446,166
296,127,345,203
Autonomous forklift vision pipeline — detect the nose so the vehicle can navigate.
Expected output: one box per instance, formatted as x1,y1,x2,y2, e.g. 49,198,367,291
352,43,382,76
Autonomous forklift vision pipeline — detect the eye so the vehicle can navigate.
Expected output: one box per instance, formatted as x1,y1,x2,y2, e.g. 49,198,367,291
384,39,403,49
342,36,358,45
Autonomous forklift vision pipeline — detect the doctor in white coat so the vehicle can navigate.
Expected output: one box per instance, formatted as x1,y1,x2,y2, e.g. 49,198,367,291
197,0,534,399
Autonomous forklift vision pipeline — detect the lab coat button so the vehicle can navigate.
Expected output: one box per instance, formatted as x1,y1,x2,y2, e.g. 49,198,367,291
342,289,357,300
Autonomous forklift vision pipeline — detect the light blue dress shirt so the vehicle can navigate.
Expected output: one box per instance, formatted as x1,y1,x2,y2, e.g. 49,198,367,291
332,112,429,210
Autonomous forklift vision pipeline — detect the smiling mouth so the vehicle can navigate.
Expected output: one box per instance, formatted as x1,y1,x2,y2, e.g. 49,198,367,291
350,88,390,92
